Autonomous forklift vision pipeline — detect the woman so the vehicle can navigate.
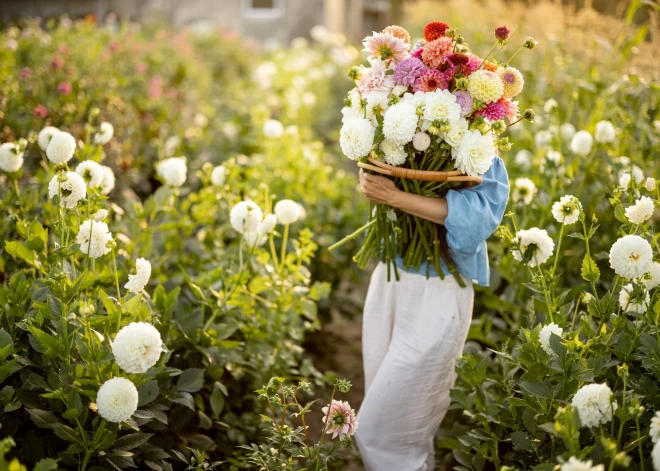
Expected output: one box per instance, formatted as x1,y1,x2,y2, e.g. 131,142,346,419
354,156,509,471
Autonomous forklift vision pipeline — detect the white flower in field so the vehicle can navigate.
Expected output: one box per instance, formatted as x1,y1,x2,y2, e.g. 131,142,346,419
263,119,284,138
75,160,104,188
534,130,553,149
571,383,617,428
543,98,558,113
645,177,656,192
546,150,563,165
642,262,660,291
552,195,582,225
93,122,114,145
100,165,115,195
164,136,181,156
38,126,60,151
570,131,593,156
423,89,461,130
619,173,631,188
230,201,263,233
93,209,108,222
76,219,113,258
625,196,654,224
651,411,660,443
275,199,301,225
539,322,562,356
654,442,660,471
48,172,87,208
514,150,532,170
442,118,469,148
512,227,555,267
340,117,375,160
619,283,650,313
594,120,615,143
619,165,644,188
297,203,307,220
383,102,418,146
655,120,660,132
452,129,495,177
252,61,276,89
609,235,653,279
156,157,187,187
302,92,316,107
124,258,152,293
512,178,536,205
97,377,138,423
0,142,24,173
259,214,277,234
211,165,226,186
412,132,431,152
46,131,77,164
244,231,267,248
380,139,407,166
560,457,604,471
559,123,576,140
112,322,162,373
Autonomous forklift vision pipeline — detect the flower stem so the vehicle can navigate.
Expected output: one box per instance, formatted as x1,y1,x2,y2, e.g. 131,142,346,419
328,218,377,251
112,249,123,332
315,387,336,468
280,223,290,270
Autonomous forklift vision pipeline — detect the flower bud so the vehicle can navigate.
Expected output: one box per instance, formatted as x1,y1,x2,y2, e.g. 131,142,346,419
523,109,536,122
644,177,656,191
496,137,512,151
427,125,439,135
93,209,108,222
524,37,538,49
494,25,510,41
491,120,506,134
581,292,593,304
456,36,464,44
454,77,468,90
348,66,361,80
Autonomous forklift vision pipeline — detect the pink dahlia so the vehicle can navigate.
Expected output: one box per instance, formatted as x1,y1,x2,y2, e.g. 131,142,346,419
413,69,448,92
495,25,511,41
421,37,453,69
453,90,473,117
500,98,519,121
322,400,358,440
393,57,426,88
57,82,72,95
465,55,482,74
33,105,48,118
20,67,32,79
478,101,507,121
51,56,64,69
363,31,410,64
356,58,395,96
411,47,424,59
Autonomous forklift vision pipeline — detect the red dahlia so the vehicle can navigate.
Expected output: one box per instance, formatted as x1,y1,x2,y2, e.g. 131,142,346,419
423,21,450,42
447,53,469,65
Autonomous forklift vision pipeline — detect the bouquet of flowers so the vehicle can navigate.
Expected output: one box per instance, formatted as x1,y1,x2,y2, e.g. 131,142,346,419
330,21,537,285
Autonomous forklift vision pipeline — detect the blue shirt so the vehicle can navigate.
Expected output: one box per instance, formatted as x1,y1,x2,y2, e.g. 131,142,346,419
395,157,510,286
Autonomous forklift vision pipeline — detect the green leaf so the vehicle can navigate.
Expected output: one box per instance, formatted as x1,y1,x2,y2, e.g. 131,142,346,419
5,240,37,266
27,326,66,357
113,433,153,451
137,381,160,407
581,254,600,282
27,409,62,428
176,368,205,393
51,423,82,443
0,329,13,360
210,382,225,418
511,431,534,451
519,381,552,399
33,458,59,471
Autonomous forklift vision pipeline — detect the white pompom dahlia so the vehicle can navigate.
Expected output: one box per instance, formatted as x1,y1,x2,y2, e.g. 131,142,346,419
100,165,115,195
539,322,563,356
211,165,226,186
340,117,375,160
46,131,77,164
452,129,495,177
619,283,650,313
570,131,593,156
651,411,660,444
571,383,617,428
559,123,576,140
512,227,555,267
156,157,187,187
0,142,24,173
624,196,654,224
112,322,163,373
93,122,114,145
76,219,113,258
275,199,301,225
609,235,653,279
38,126,59,151
560,457,604,471
642,262,660,291
382,102,418,146
653,441,660,471
124,258,152,293
244,231,267,248
644,177,656,192
230,201,263,233
380,139,407,166
412,132,431,151
442,118,469,148
48,172,87,209
96,377,139,423
423,89,461,130
75,160,104,188
594,120,615,143
551,195,582,225
263,119,284,138
259,214,277,234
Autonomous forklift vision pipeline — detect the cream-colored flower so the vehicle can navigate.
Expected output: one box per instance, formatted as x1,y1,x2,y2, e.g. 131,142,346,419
76,219,113,258
609,235,653,279
100,165,115,195
380,139,407,166
383,102,418,146
0,142,24,173
539,322,562,356
624,196,654,224
570,131,593,156
512,178,536,205
468,69,504,103
230,201,263,233
571,383,617,428
642,262,660,291
46,131,77,164
496,66,524,98
512,227,555,267
38,126,60,151
560,457,604,471
156,157,187,187
124,258,152,293
274,199,301,225
48,172,87,208
93,122,114,145
211,165,226,186
619,283,650,313
552,195,582,224
96,377,139,423
340,117,375,160
75,160,104,188
594,120,615,143
112,322,162,373
412,132,431,151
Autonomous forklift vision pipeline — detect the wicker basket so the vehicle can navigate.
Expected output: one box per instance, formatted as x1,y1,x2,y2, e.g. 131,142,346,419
357,157,483,184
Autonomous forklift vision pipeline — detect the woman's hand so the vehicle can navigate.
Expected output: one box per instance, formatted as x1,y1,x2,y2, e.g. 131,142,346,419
359,169,400,206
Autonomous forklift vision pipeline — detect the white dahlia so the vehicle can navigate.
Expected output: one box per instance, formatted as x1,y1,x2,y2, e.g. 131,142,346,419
380,139,407,166
382,102,418,146
534,130,553,149
594,120,615,143
96,377,139,423
496,66,524,98
412,132,431,152
263,119,284,138
609,235,653,279
512,178,536,205
339,117,375,160
48,172,87,209
38,126,60,151
560,123,576,140
259,214,277,234
46,131,77,164
560,457,604,471
539,322,563,356
274,199,301,225
654,441,660,471
619,283,650,313
644,177,656,192
570,131,593,156
546,151,563,166
642,262,660,291
93,209,108,222
156,157,187,187
423,89,461,129
211,165,226,186
651,411,660,443
76,219,113,259
514,150,532,170
625,196,654,224
442,118,469,148
124,258,152,293
467,69,504,103
100,165,115,195
0,142,24,173
365,91,390,123
93,122,114,145
571,383,617,428
543,99,558,113
230,201,263,233
512,227,555,267
244,231,267,248
552,195,582,224
452,129,495,177
112,322,162,373
75,160,104,188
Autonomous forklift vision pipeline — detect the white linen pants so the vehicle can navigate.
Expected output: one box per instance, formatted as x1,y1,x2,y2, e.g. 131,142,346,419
355,263,474,471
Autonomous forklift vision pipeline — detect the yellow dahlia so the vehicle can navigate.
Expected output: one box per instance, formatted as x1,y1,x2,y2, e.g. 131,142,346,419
496,66,524,98
467,69,504,103
382,25,411,45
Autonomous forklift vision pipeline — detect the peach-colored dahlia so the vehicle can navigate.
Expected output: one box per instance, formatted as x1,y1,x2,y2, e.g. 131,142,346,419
382,25,411,45
421,37,453,69
363,32,410,64
322,400,358,440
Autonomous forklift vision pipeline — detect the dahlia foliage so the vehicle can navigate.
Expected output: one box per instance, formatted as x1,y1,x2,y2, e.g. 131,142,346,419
334,21,536,282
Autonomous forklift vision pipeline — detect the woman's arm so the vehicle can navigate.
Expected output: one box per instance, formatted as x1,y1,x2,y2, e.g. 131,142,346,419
358,169,448,225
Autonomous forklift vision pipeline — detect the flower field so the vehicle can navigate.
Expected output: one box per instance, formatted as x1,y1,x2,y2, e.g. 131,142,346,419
1,1,659,470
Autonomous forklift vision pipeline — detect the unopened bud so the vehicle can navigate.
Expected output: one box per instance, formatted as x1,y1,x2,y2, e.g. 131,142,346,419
455,77,468,90
523,109,536,122
491,120,506,134
524,37,538,49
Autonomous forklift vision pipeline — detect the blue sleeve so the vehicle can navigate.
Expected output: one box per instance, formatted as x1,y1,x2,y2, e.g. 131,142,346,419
444,157,510,254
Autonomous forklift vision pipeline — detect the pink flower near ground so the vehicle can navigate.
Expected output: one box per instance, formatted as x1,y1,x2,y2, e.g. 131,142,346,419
33,105,48,117
421,37,453,69
20,67,32,79
149,76,163,99
322,400,358,440
109,41,120,52
57,82,72,95
58,44,68,54
51,56,64,69
136,63,147,74
363,31,410,64
413,69,448,92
